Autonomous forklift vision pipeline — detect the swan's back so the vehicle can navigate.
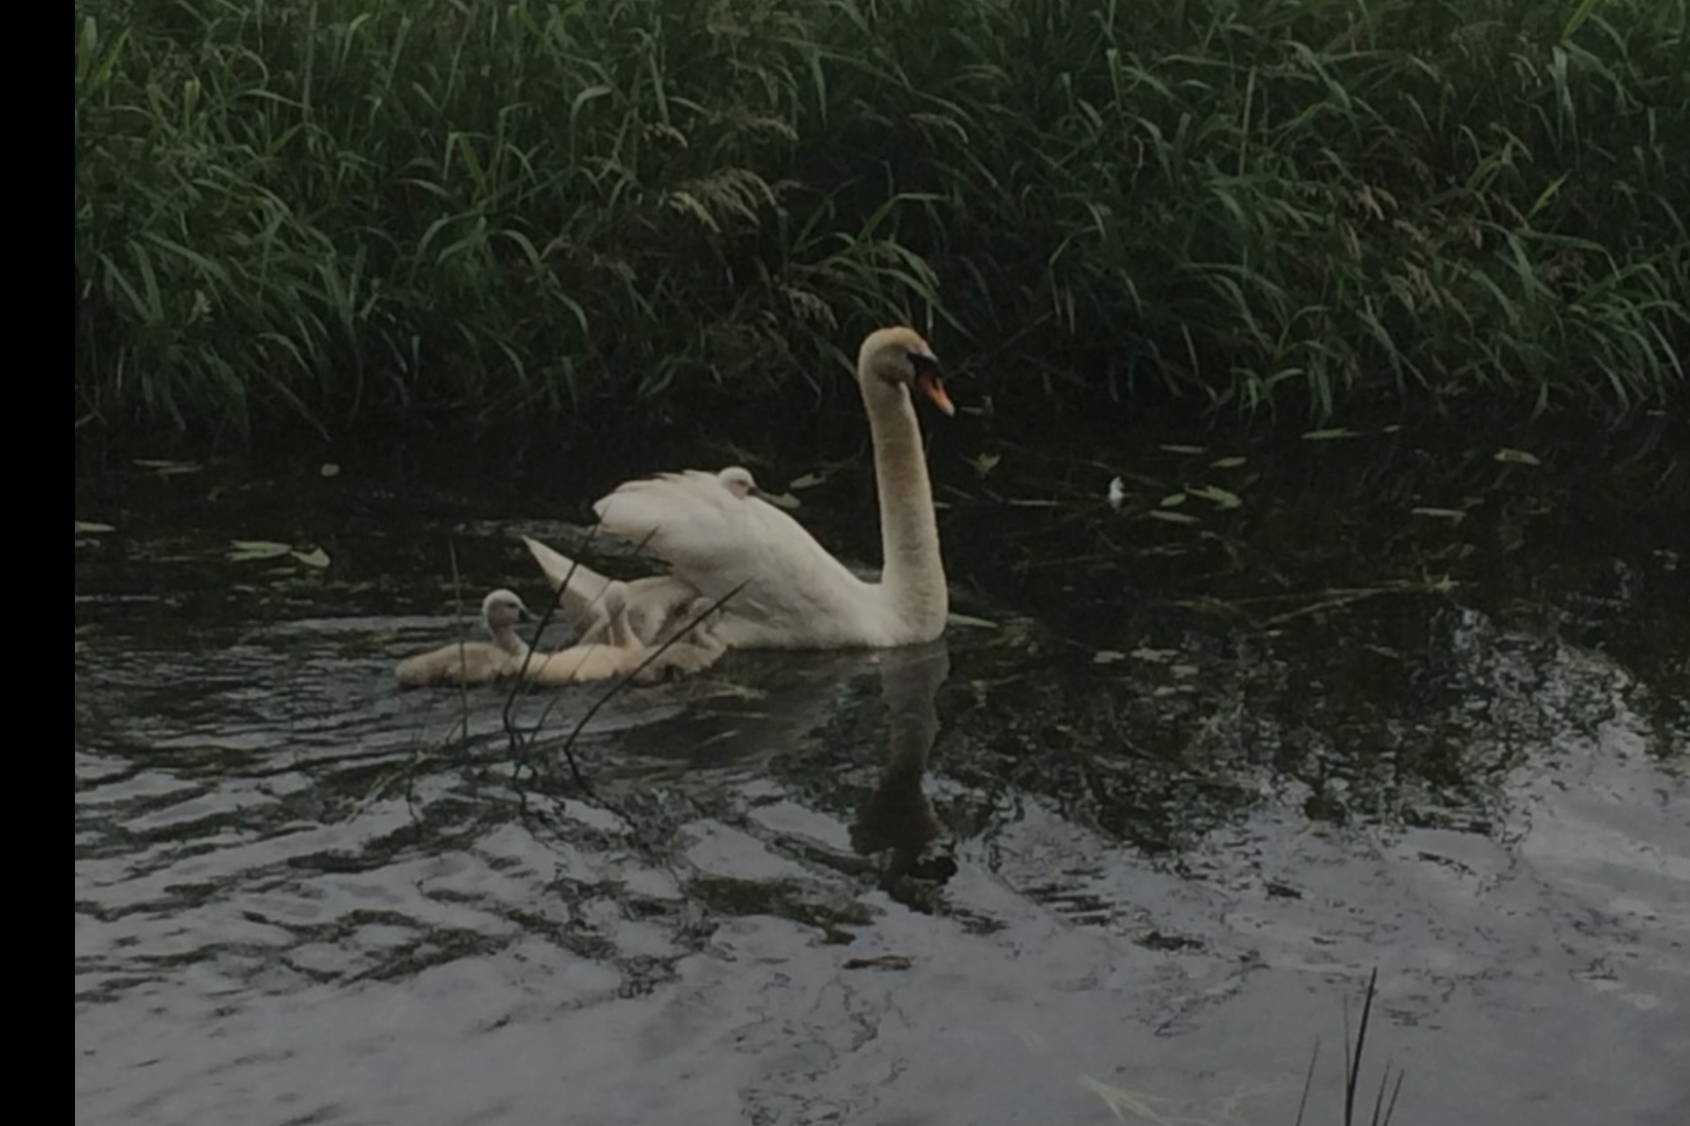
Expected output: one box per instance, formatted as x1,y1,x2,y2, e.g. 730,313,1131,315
594,471,900,647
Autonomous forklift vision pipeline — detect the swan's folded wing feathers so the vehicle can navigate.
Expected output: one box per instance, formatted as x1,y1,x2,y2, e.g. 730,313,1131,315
593,473,764,599
594,471,889,645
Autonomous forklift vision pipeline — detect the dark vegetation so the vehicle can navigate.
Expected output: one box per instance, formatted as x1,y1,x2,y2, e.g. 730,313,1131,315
75,0,1688,444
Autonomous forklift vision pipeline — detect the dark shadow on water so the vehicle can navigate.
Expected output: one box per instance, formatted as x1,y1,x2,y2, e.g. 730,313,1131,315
75,412,1688,1125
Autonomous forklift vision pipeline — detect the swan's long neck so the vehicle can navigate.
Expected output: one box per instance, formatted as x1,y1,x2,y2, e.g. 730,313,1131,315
860,375,947,630
488,617,529,657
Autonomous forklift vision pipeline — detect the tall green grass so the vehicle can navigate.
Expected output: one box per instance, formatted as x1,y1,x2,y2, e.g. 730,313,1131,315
75,0,1689,439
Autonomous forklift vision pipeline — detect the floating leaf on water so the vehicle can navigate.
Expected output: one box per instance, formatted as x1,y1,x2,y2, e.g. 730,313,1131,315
1159,492,1187,507
291,547,331,569
970,452,1001,477
787,472,826,490
1106,476,1127,511
1301,427,1359,441
1004,497,1062,507
1383,424,1403,433
75,521,116,534
763,491,802,510
1092,649,1127,665
1147,509,1200,525
1188,484,1243,509
1170,664,1199,678
945,611,998,630
1129,647,1178,663
1210,456,1247,469
1494,447,1541,466
319,462,341,478
1159,444,1207,455
227,540,293,561
1410,507,1466,521
134,458,203,476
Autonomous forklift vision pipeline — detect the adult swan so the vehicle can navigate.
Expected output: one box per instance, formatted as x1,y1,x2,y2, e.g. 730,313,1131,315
523,326,955,652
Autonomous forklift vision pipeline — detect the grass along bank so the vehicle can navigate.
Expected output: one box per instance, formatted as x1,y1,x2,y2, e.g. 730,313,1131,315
75,0,1689,441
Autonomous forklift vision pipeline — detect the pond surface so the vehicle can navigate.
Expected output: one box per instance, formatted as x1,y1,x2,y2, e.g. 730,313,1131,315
76,412,1688,1125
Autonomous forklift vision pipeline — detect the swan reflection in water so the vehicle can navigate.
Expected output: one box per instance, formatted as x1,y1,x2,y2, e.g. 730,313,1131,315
850,637,957,911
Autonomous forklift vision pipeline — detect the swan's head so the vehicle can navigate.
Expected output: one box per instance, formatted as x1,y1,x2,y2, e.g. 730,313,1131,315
858,327,954,416
481,589,531,628
717,465,760,500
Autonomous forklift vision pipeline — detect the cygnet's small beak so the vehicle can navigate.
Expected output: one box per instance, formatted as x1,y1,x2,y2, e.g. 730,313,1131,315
911,357,955,416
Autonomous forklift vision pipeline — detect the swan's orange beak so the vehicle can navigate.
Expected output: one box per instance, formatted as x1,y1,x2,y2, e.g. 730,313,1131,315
914,368,955,416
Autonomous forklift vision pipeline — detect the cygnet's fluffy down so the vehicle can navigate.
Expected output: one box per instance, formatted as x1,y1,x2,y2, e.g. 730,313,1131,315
395,589,531,688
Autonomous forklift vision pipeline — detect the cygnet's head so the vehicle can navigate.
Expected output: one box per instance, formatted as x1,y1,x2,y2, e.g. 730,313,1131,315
857,326,953,416
717,465,760,500
481,589,531,629
685,595,726,623
599,582,629,619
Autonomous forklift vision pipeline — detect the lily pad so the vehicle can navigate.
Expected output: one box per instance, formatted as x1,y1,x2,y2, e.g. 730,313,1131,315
763,492,802,510
1188,484,1243,510
945,612,999,630
291,547,332,569
1411,507,1466,521
227,540,293,562
1210,456,1247,469
75,521,116,535
1494,448,1541,466
319,462,342,478
134,458,203,476
1159,444,1207,455
1147,509,1200,525
1159,492,1188,507
1301,428,1359,441
787,472,827,490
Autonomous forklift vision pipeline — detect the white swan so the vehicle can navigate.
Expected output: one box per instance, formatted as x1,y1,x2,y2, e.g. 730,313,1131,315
523,326,953,650
395,589,531,688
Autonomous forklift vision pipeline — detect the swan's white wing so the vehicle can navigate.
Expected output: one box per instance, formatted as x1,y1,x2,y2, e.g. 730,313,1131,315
593,471,893,647
523,536,614,605
521,535,696,646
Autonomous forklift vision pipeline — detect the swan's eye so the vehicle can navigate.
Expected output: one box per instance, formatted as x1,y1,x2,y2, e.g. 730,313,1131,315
906,351,940,378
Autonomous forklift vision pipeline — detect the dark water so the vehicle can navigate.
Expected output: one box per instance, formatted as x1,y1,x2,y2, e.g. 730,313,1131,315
76,414,1689,1125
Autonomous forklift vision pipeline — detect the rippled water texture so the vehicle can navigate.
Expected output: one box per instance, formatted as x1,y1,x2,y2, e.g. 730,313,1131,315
76,421,1689,1125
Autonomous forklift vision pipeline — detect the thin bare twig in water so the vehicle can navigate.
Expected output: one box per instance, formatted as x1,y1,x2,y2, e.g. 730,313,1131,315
1294,1037,1320,1126
499,521,606,792
1379,1065,1405,1126
448,537,472,754
551,578,749,772
502,523,664,792
1342,967,1402,1126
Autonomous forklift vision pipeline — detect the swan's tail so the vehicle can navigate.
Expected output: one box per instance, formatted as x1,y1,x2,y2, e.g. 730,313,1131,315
521,536,614,622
